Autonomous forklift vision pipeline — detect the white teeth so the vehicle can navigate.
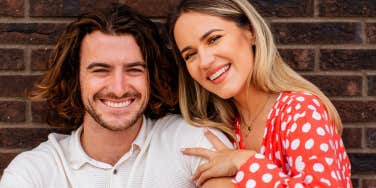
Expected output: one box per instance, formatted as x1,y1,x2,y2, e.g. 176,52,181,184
103,100,131,108
209,64,230,81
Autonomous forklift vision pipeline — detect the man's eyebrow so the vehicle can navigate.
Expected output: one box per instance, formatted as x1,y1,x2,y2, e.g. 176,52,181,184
86,62,111,70
180,29,223,54
125,62,146,68
86,62,146,70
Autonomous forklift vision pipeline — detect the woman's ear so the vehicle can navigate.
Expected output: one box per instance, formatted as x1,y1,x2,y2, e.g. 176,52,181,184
248,32,256,46
250,35,256,46
244,25,256,45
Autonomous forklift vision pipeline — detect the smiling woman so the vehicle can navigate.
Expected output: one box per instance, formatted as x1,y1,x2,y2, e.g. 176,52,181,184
173,11,255,100
167,0,352,187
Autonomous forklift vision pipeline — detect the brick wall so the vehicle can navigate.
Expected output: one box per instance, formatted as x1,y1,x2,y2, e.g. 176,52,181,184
0,0,375,187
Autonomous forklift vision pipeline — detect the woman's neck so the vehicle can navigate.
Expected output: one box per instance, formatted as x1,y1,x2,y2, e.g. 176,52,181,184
233,84,270,122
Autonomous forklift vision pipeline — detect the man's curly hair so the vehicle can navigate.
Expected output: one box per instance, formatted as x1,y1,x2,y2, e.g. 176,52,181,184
32,4,179,128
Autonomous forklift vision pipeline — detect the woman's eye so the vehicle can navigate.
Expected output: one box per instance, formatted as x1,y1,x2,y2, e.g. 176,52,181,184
208,35,221,44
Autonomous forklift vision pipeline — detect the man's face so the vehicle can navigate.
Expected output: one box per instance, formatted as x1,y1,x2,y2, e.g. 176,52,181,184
79,31,149,131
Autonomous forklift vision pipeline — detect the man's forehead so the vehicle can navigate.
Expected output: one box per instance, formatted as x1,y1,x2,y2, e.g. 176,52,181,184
79,31,146,66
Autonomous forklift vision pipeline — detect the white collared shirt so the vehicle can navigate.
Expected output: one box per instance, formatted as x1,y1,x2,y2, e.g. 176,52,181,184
0,115,233,188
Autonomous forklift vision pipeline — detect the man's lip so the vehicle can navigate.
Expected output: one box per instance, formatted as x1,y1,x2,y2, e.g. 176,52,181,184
100,98,133,103
100,98,134,108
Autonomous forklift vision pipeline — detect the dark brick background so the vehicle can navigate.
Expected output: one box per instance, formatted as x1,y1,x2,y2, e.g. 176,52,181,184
0,0,375,187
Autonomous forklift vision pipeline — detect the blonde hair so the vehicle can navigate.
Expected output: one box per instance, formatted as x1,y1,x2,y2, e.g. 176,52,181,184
167,0,342,139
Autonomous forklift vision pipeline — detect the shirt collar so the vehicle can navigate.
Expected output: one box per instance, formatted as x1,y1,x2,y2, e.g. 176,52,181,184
68,115,150,170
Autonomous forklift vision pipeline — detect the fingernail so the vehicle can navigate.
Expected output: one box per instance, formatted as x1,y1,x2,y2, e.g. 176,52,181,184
180,148,186,152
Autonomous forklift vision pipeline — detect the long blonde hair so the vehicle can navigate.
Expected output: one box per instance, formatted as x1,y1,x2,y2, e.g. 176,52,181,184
167,0,342,139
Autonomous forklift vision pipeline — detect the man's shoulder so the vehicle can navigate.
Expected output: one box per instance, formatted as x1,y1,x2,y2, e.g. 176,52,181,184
3,133,71,175
0,133,72,187
143,114,233,183
152,114,203,139
150,114,232,148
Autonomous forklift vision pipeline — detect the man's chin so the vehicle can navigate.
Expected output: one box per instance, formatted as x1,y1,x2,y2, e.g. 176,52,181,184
100,116,142,131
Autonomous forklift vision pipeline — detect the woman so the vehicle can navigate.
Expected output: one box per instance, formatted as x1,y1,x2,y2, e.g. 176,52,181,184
167,0,352,187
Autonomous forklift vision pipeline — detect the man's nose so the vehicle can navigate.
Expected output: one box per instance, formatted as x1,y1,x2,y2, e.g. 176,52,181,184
108,71,128,97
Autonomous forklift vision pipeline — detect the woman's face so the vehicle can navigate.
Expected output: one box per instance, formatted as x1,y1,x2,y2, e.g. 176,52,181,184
174,12,255,99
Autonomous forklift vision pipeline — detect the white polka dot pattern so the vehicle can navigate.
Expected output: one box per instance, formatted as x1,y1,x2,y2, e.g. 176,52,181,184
233,92,352,188
246,179,256,188
249,163,260,173
262,173,273,183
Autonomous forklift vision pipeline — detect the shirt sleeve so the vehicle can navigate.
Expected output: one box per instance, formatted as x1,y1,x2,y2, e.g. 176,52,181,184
0,155,40,188
232,94,352,188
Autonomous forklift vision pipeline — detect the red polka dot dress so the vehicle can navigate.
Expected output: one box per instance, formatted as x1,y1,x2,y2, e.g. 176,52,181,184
232,92,352,188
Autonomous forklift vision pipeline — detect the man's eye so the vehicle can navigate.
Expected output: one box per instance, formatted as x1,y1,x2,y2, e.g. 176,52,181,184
184,52,196,61
129,68,144,72
208,35,221,44
92,69,108,73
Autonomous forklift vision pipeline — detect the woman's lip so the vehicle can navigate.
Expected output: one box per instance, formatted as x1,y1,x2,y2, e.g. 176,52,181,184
206,64,230,80
208,64,231,84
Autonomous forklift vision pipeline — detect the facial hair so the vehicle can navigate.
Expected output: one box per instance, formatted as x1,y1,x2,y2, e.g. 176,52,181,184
85,91,148,131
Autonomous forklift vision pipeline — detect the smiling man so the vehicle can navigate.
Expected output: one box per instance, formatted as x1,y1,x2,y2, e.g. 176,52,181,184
0,4,232,188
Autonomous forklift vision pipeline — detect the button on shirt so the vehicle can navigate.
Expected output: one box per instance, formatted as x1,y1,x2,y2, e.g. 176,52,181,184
64,123,147,187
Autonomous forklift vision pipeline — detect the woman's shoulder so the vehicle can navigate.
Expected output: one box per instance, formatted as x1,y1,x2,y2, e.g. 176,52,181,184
269,91,328,122
276,91,323,108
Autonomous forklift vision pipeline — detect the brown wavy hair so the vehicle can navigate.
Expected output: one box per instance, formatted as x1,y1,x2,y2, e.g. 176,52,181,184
32,4,178,128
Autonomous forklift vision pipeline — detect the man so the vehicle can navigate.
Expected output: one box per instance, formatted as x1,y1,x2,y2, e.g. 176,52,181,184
0,5,233,188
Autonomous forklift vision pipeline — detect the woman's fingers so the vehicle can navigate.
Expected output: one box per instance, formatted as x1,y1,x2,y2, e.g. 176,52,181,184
181,147,214,159
203,128,228,150
192,162,212,180
196,167,216,186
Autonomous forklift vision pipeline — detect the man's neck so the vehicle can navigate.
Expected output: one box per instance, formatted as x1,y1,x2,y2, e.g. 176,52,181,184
80,118,143,166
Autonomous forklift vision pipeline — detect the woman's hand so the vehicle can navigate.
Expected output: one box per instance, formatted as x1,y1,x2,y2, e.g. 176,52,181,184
181,128,256,186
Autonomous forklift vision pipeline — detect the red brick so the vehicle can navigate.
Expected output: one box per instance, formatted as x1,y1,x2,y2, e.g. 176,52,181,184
279,49,314,71
31,101,48,123
349,153,376,175
272,23,362,44
366,128,376,148
366,23,376,44
342,128,362,149
31,49,53,71
122,0,171,17
333,101,376,123
0,152,19,175
0,23,66,45
0,128,72,149
166,0,315,18
304,76,362,97
0,75,41,97
250,0,313,17
319,0,376,17
31,101,71,127
320,49,376,71
351,178,359,188
363,179,376,188
369,76,376,96
0,101,25,122
30,0,117,17
0,0,24,17
0,49,24,70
